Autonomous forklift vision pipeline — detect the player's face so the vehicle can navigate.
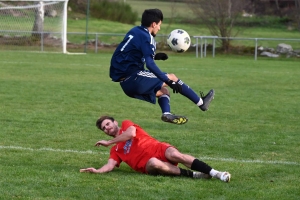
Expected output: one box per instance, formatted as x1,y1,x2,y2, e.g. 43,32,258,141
151,21,162,37
100,119,118,137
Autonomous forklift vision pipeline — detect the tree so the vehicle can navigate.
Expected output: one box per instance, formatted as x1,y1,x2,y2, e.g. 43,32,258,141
273,0,281,17
293,0,300,31
32,1,44,38
186,0,246,52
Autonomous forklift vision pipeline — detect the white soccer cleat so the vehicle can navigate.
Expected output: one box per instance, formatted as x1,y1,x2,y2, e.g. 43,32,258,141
220,172,231,182
193,172,212,179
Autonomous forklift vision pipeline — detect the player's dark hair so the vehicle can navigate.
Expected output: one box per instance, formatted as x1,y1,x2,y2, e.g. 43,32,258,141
141,8,163,27
96,116,114,130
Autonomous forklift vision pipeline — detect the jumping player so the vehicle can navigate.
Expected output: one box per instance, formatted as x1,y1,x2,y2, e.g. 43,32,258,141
109,8,215,125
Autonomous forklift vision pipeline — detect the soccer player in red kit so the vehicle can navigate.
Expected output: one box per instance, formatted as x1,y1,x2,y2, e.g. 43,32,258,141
80,115,231,182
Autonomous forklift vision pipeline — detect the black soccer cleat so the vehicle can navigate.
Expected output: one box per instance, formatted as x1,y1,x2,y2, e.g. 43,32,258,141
161,113,188,125
199,89,215,111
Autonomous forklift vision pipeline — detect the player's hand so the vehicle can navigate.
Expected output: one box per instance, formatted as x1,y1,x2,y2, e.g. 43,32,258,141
165,79,182,93
154,52,168,61
95,140,110,147
80,168,98,173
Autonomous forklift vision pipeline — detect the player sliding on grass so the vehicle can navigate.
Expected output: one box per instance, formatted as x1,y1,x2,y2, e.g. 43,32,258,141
80,116,231,182
109,8,214,125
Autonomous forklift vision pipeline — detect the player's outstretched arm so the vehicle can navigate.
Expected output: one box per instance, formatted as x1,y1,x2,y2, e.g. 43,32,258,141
80,159,117,174
145,56,169,82
97,126,136,147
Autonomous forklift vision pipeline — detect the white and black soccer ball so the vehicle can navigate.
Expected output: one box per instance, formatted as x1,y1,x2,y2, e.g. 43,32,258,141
167,29,191,53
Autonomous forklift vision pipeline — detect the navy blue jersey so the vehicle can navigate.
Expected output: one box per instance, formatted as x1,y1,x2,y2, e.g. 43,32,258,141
110,26,168,82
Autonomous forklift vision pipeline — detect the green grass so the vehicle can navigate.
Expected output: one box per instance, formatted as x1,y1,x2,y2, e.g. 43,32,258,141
0,52,299,199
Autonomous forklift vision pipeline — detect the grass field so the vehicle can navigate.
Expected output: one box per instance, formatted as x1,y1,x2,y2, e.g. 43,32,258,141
0,51,299,199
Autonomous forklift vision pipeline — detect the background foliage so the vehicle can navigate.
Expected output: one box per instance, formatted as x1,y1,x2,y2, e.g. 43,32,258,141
67,0,299,53
68,0,138,24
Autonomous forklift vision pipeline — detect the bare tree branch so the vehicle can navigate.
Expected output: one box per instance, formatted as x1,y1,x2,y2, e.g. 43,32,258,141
186,0,246,52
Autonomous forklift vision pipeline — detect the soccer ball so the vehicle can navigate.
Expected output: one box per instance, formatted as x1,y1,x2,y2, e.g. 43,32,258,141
167,29,191,53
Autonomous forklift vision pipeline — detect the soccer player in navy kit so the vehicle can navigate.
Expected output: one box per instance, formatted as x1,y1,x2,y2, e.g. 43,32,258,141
110,9,215,125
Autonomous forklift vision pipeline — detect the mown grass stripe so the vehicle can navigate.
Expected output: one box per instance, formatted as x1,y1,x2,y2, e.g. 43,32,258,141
1,145,298,166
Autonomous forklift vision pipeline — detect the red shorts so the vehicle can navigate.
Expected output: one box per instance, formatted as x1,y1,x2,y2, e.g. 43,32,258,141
136,142,177,174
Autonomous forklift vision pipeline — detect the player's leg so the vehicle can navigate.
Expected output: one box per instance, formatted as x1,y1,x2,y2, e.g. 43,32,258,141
146,157,211,179
120,71,187,125
165,147,231,182
165,73,215,111
145,157,210,179
145,157,180,175
119,72,162,104
157,88,188,125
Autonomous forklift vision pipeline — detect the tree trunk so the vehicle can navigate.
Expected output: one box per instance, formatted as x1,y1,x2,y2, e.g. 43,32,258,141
274,0,283,17
32,1,44,39
295,0,300,31
186,0,246,53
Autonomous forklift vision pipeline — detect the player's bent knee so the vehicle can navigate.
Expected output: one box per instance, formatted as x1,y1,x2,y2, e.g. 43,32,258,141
146,158,162,175
147,158,160,168
165,148,183,161
156,87,170,97
160,87,170,96
169,152,182,160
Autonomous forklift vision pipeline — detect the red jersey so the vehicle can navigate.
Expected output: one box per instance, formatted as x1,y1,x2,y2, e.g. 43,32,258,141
109,120,173,173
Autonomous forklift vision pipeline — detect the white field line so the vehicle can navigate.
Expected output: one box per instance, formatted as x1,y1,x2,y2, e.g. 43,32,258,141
0,145,299,166
0,145,108,155
0,61,100,67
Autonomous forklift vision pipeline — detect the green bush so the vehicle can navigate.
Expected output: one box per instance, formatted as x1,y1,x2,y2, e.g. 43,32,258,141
69,0,138,25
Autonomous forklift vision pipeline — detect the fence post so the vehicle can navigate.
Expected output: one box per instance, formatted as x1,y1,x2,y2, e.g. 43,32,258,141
200,36,203,58
212,37,216,58
41,31,44,52
204,38,207,57
255,38,258,61
195,37,198,58
95,33,98,53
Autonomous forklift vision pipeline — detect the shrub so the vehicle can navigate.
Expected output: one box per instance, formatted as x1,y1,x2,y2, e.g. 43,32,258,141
69,0,138,25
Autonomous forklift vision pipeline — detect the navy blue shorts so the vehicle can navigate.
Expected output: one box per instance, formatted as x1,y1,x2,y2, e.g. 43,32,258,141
120,70,164,104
